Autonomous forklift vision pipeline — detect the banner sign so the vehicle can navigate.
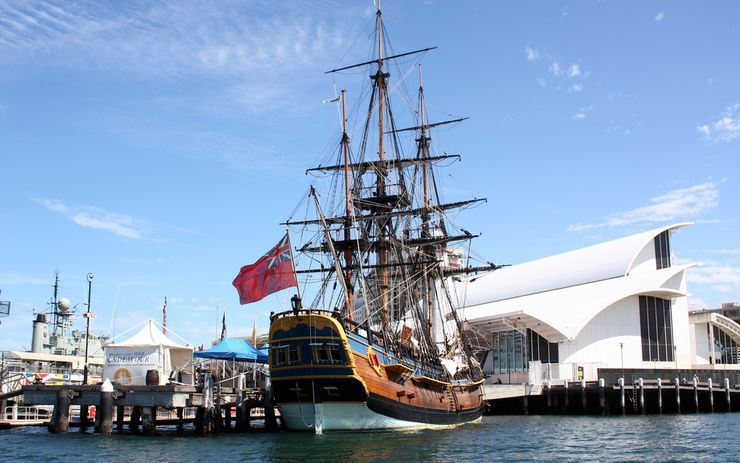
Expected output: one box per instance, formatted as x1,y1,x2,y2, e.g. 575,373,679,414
103,347,160,385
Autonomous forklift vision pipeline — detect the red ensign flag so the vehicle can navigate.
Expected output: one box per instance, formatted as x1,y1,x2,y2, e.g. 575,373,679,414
232,233,297,304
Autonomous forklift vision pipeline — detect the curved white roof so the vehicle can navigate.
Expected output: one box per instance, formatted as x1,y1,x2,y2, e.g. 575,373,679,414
458,223,696,341
462,263,696,341
463,222,691,306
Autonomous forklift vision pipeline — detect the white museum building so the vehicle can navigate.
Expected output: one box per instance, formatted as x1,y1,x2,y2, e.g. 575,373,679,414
456,222,740,384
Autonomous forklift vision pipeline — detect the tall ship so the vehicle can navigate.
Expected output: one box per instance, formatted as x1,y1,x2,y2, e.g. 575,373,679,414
258,5,496,432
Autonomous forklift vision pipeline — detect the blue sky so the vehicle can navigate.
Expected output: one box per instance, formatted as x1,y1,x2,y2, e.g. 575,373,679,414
1,1,738,351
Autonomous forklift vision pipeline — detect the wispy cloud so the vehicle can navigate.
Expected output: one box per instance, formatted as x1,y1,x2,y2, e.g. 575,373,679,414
688,262,740,293
568,181,721,232
654,11,665,22
34,197,158,240
0,273,50,286
697,103,740,143
0,1,352,78
525,47,588,92
573,105,593,120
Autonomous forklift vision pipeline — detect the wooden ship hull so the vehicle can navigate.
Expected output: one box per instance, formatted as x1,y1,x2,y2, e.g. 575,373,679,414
269,311,483,432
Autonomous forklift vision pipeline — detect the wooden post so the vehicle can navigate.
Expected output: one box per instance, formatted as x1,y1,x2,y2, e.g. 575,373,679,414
546,380,552,414
176,407,184,433
708,378,714,413
598,378,605,415
638,378,645,415
563,380,569,413
130,406,141,433
656,378,663,414
116,406,125,432
580,379,587,412
95,379,114,435
264,380,278,432
49,388,72,434
693,377,699,412
619,377,625,415
674,377,681,414
725,378,731,412
224,404,232,430
141,407,156,435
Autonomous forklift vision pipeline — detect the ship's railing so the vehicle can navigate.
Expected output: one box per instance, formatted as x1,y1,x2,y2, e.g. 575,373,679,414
270,308,338,322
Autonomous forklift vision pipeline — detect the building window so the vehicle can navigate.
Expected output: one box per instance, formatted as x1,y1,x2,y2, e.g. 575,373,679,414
526,328,559,364
639,295,674,362
712,325,740,364
490,331,527,374
654,230,671,269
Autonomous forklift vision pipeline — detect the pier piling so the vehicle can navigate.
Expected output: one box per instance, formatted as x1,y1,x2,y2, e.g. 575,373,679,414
116,406,125,432
130,406,141,433
638,378,645,415
619,378,625,415
49,388,72,434
725,378,731,412
657,378,663,414
141,407,156,435
95,379,114,435
674,377,681,414
580,380,587,412
598,378,605,415
708,378,714,413
693,377,699,412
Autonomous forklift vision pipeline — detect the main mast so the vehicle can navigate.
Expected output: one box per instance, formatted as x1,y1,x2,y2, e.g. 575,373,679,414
374,5,390,325
341,89,354,321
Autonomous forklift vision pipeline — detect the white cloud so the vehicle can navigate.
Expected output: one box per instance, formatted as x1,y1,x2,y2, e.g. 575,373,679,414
568,181,721,232
688,262,740,293
34,198,158,240
549,61,562,76
573,105,593,120
697,103,740,143
525,48,587,92
654,11,665,22
0,273,50,286
0,1,352,78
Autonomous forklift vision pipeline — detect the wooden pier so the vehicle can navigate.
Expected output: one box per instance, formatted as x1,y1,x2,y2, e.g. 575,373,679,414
484,375,740,415
18,373,278,435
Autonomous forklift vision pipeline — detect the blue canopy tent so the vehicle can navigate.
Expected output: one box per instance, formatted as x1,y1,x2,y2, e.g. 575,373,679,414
194,338,268,363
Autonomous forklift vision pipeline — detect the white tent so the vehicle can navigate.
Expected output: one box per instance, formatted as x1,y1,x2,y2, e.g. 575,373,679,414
103,320,193,386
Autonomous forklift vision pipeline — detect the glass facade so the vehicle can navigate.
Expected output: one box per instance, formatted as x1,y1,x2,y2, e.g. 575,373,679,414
489,329,558,374
712,325,740,364
654,230,671,270
639,295,674,362
527,328,559,364
490,331,526,374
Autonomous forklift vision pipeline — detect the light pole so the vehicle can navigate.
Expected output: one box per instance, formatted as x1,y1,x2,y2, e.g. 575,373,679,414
83,273,94,385
80,273,94,432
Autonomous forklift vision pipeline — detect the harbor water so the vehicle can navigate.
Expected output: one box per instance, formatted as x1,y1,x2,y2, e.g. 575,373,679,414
1,414,738,462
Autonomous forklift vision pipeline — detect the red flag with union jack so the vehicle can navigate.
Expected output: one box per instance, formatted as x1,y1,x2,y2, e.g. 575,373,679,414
232,233,297,304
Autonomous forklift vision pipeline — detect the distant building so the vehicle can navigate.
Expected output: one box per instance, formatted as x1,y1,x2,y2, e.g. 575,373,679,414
456,223,740,384
720,302,740,325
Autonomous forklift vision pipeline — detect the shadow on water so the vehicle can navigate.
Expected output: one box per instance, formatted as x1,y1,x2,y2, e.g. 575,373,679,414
1,415,738,462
